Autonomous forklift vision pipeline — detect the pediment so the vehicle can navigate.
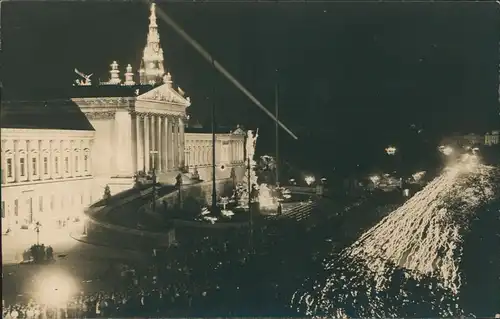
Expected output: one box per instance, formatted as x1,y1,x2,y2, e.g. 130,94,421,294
136,83,191,107
232,127,245,135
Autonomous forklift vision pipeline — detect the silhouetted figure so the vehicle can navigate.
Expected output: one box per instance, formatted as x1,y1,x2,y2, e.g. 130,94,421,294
46,246,54,261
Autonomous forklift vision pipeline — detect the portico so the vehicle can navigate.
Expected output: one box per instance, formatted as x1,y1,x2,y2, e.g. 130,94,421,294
133,112,186,173
133,73,190,174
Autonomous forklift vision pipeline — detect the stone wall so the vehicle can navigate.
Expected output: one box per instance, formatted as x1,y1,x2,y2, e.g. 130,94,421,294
152,178,234,214
194,164,246,184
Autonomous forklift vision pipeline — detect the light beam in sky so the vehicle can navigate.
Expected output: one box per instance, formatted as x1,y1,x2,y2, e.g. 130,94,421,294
147,1,298,140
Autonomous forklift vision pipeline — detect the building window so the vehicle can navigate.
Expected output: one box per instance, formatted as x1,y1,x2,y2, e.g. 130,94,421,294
39,196,43,212
43,157,48,175
14,199,18,216
64,157,69,173
75,156,79,172
50,195,54,211
81,194,84,205
55,157,59,174
1,201,4,218
6,158,12,178
20,158,25,177
32,157,37,175
84,154,89,172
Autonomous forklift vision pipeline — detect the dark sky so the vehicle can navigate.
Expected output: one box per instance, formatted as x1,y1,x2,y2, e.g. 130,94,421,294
2,2,499,174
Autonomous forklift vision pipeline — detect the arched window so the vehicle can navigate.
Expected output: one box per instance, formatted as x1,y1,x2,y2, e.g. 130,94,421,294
64,149,70,174
19,150,27,179
31,148,39,177
74,148,80,173
83,148,90,173
42,150,49,176
5,150,14,182
53,149,60,176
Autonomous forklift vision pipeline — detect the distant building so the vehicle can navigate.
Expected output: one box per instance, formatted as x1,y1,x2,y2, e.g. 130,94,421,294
442,132,484,148
485,130,500,146
462,133,484,146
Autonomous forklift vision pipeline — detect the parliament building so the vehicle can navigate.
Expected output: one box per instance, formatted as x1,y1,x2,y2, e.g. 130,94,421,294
1,3,246,232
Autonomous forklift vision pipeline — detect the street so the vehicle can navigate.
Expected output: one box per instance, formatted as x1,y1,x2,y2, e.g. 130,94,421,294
2,225,149,305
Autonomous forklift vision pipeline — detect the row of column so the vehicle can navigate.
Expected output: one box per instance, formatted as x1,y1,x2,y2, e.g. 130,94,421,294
184,139,245,168
231,140,245,163
133,113,185,173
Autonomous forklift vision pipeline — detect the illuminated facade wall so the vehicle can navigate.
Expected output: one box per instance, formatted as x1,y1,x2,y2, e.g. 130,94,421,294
1,128,95,230
485,130,500,146
185,129,246,181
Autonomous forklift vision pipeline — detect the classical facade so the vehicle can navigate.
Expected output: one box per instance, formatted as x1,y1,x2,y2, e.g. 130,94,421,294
1,101,95,231
1,2,247,232
185,127,246,181
71,2,245,193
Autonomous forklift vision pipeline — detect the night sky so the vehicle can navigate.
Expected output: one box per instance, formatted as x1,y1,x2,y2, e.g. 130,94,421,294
2,2,499,175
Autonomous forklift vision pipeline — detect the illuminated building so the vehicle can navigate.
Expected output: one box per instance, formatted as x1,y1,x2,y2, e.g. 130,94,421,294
1,3,246,231
485,130,500,146
71,2,245,193
1,100,95,230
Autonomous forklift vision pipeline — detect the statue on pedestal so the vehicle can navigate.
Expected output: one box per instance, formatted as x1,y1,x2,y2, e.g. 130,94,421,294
103,185,111,201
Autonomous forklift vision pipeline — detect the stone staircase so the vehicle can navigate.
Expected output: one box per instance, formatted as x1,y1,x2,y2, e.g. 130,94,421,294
157,170,195,186
265,201,318,222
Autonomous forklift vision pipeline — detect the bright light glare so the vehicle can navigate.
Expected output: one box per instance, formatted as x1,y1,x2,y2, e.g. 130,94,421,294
412,171,426,182
385,146,397,155
259,183,278,209
36,271,76,306
298,160,497,317
370,175,380,184
305,176,316,186
439,145,453,156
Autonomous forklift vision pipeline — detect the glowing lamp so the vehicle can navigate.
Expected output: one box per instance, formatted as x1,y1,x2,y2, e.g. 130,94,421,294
305,175,315,186
385,146,397,155
35,272,76,307
370,175,380,184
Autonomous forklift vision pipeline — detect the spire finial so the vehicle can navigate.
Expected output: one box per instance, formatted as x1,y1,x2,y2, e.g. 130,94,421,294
124,64,135,86
163,72,172,87
141,2,164,84
149,3,157,28
109,61,121,84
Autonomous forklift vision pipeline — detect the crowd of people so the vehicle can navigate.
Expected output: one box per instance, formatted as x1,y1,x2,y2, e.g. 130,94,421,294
3,222,306,318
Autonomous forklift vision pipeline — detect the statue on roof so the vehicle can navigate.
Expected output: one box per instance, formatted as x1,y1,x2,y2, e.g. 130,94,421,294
74,68,93,86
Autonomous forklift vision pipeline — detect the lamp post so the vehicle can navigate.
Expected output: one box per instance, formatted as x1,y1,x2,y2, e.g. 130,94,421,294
176,173,183,209
34,221,41,245
150,150,158,212
82,219,87,236
247,156,253,253
211,57,218,215
275,69,280,188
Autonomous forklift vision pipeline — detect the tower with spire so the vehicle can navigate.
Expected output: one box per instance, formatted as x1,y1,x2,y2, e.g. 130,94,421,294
139,3,165,85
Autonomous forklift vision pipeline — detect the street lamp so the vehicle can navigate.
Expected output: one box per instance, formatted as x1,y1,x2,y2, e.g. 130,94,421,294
247,156,254,253
385,146,397,156
175,173,183,209
34,221,41,245
150,150,158,212
305,175,315,186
